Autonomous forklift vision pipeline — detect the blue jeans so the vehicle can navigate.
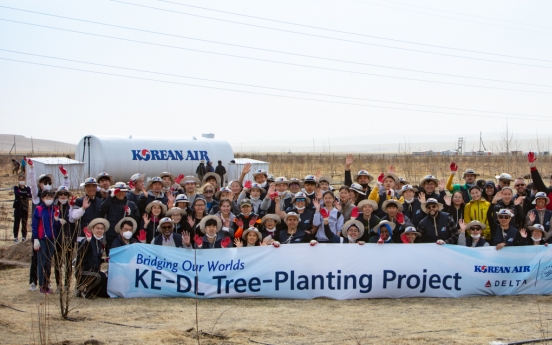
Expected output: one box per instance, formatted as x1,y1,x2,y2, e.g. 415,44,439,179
37,239,55,289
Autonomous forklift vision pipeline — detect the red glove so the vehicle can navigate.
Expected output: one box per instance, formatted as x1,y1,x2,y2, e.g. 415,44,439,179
450,162,458,172
270,192,279,200
27,158,33,166
69,196,77,207
53,206,60,219
221,237,231,248
113,188,121,196
234,227,243,239
387,189,394,197
528,151,537,163
396,212,404,224
377,173,385,184
235,218,244,229
83,227,92,239
400,232,410,244
59,165,68,176
244,180,253,189
377,234,385,244
137,229,147,242
105,257,110,263
128,180,135,189
124,205,130,215
320,208,329,219
175,174,185,184
194,234,203,247
351,206,359,218
249,216,258,227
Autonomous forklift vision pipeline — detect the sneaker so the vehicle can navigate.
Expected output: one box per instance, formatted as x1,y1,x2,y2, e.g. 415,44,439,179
21,238,26,242
39,287,51,294
29,283,37,291
13,238,19,243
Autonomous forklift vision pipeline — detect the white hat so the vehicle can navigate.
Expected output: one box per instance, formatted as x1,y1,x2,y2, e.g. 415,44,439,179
349,183,366,195
261,214,281,225
203,172,221,186
242,227,262,242
342,219,364,239
374,220,396,234
357,199,378,211
461,169,479,179
303,175,318,185
174,194,190,204
528,224,546,236
421,198,443,213
115,217,137,234
318,176,333,184
420,175,439,186
356,170,374,183
146,176,164,189
37,173,54,186
145,200,168,214
273,177,290,185
158,172,175,181
130,173,145,182
497,209,513,218
80,177,98,187
288,178,304,187
533,192,550,206
291,192,311,205
495,173,512,181
157,217,175,231
382,172,399,182
382,199,403,212
88,218,110,230
198,215,222,233
465,220,486,231
215,186,232,199
284,212,301,222
96,172,114,184
252,169,268,178
398,184,418,196
55,185,71,197
180,175,201,188
249,183,266,194
403,226,421,237
111,182,130,192
166,207,187,217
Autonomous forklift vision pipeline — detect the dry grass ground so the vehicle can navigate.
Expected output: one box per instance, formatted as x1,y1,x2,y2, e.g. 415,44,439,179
0,156,551,345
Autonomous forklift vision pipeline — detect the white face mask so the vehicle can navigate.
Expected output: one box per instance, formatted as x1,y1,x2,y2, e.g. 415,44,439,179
122,231,133,240
250,196,259,201
278,191,287,196
59,199,68,204
471,234,481,239
266,227,276,232
94,235,103,240
43,199,54,206
43,184,52,191
206,233,217,239
19,181,25,185
532,236,542,242
295,206,306,210
347,236,356,243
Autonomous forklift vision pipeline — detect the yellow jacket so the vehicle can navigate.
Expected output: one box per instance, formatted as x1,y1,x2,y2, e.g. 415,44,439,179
368,185,403,204
464,199,491,239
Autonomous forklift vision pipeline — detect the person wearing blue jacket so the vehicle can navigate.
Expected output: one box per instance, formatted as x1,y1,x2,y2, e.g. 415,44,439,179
32,190,62,294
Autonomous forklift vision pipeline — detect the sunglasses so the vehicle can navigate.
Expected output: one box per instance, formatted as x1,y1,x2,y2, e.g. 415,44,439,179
470,227,482,230
160,225,173,229
515,184,526,187
204,190,214,194
295,198,306,202
498,215,510,219
57,193,69,196
427,204,438,209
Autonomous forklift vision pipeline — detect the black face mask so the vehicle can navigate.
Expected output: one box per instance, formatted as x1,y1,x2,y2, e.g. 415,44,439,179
360,183,369,189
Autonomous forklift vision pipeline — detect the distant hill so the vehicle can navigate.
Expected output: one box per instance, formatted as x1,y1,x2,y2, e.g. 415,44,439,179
0,134,76,155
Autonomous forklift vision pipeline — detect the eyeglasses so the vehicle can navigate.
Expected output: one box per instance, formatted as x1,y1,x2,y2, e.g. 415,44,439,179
204,190,214,194
57,193,69,196
160,225,173,229
498,215,510,220
470,227,482,230
514,184,525,187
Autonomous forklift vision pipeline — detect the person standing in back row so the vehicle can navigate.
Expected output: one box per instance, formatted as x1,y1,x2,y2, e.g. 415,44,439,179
215,160,226,186
13,173,31,243
196,160,207,181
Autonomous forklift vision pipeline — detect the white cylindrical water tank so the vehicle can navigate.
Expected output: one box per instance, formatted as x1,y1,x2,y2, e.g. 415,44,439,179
75,135,234,181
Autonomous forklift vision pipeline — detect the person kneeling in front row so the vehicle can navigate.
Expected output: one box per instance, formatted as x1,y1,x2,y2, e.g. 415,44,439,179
76,218,110,299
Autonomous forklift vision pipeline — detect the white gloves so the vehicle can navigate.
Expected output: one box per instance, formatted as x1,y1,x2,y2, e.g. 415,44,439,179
34,239,40,251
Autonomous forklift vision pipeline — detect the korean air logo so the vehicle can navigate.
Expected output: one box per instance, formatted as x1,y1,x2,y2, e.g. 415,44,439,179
474,265,530,273
139,149,151,161
131,149,209,161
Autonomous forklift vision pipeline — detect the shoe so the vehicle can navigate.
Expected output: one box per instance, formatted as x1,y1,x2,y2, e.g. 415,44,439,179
29,283,37,291
13,238,19,243
54,287,60,294
21,238,26,242
39,287,51,294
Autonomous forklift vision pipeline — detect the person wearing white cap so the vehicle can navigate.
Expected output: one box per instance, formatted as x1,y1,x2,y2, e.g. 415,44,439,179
446,162,479,202
99,182,140,253
493,209,519,249
399,185,424,227
136,176,168,215
344,154,373,196
140,200,168,244
524,192,551,238
417,198,459,244
96,172,114,199
528,151,552,212
166,207,188,234
495,173,512,190
71,177,103,239
456,220,489,247
312,191,344,242
180,175,201,206
278,212,315,244
323,219,366,244
418,174,444,204
380,199,413,243
262,177,293,216
110,217,139,249
260,214,281,242
75,218,109,298
276,192,316,234
354,199,381,242
234,227,264,247
520,224,548,246
126,173,146,204
301,175,318,210
464,185,491,239
369,220,395,244
369,170,400,217
488,186,525,241
399,226,421,244
151,217,185,248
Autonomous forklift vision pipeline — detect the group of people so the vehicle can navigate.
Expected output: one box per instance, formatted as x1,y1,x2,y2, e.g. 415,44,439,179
11,152,551,298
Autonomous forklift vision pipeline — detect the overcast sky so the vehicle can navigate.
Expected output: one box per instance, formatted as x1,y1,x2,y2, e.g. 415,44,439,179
1,0,551,147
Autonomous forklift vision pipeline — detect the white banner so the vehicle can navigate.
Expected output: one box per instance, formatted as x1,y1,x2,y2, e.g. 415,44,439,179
107,244,552,299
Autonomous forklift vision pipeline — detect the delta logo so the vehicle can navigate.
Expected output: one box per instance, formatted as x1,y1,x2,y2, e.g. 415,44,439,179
131,149,210,161
474,265,530,273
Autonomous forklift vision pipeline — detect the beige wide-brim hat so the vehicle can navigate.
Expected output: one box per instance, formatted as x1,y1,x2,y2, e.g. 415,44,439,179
420,175,439,186
421,201,444,213
528,224,547,237
342,219,365,239
158,172,176,181
215,186,232,199
374,220,396,233
180,176,201,188
115,217,137,234
291,192,311,205
166,207,187,217
284,212,301,222
383,173,399,182
318,176,333,184
242,227,262,242
355,170,374,183
146,177,164,189
88,218,110,230
203,172,221,186
261,214,281,225
357,199,378,211
198,215,222,233
465,220,486,231
145,200,168,214
382,199,403,213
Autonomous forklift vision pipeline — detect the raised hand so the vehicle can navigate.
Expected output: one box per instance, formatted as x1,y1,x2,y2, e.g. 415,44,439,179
529,211,536,223
270,192,279,200
27,158,34,167
69,195,77,207
387,165,395,173
514,196,525,206
267,183,276,195
312,198,320,211
320,208,329,219
438,179,446,192
395,212,405,225
143,213,150,227
137,229,147,243
387,189,395,198
400,233,410,244
309,240,318,246
182,231,191,245
528,151,537,166
450,162,458,173
418,193,426,203
82,196,90,210
334,200,342,212
377,173,385,185
193,234,203,247
187,215,195,228
166,192,175,204
234,238,243,247
272,241,280,248
377,234,385,244
519,228,527,238
53,206,60,219
244,180,253,190
235,218,244,229
175,174,185,184
315,187,323,201
315,170,322,180
492,191,503,204
221,237,231,248
111,188,121,197
249,216,258,227
128,180,135,189
83,227,92,241
221,216,231,228
443,195,451,206
351,206,359,218
124,205,130,215
345,154,354,169
458,219,466,233
59,165,68,176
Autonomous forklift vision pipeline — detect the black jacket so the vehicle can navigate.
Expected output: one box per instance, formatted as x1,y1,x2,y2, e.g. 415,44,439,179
99,196,140,239
73,193,103,235
77,237,105,272
111,235,138,249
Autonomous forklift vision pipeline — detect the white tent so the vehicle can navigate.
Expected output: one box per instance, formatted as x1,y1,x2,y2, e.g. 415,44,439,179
227,158,269,184
26,157,85,190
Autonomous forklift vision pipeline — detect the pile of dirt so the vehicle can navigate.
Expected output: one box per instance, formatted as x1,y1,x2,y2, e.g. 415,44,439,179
0,240,32,262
